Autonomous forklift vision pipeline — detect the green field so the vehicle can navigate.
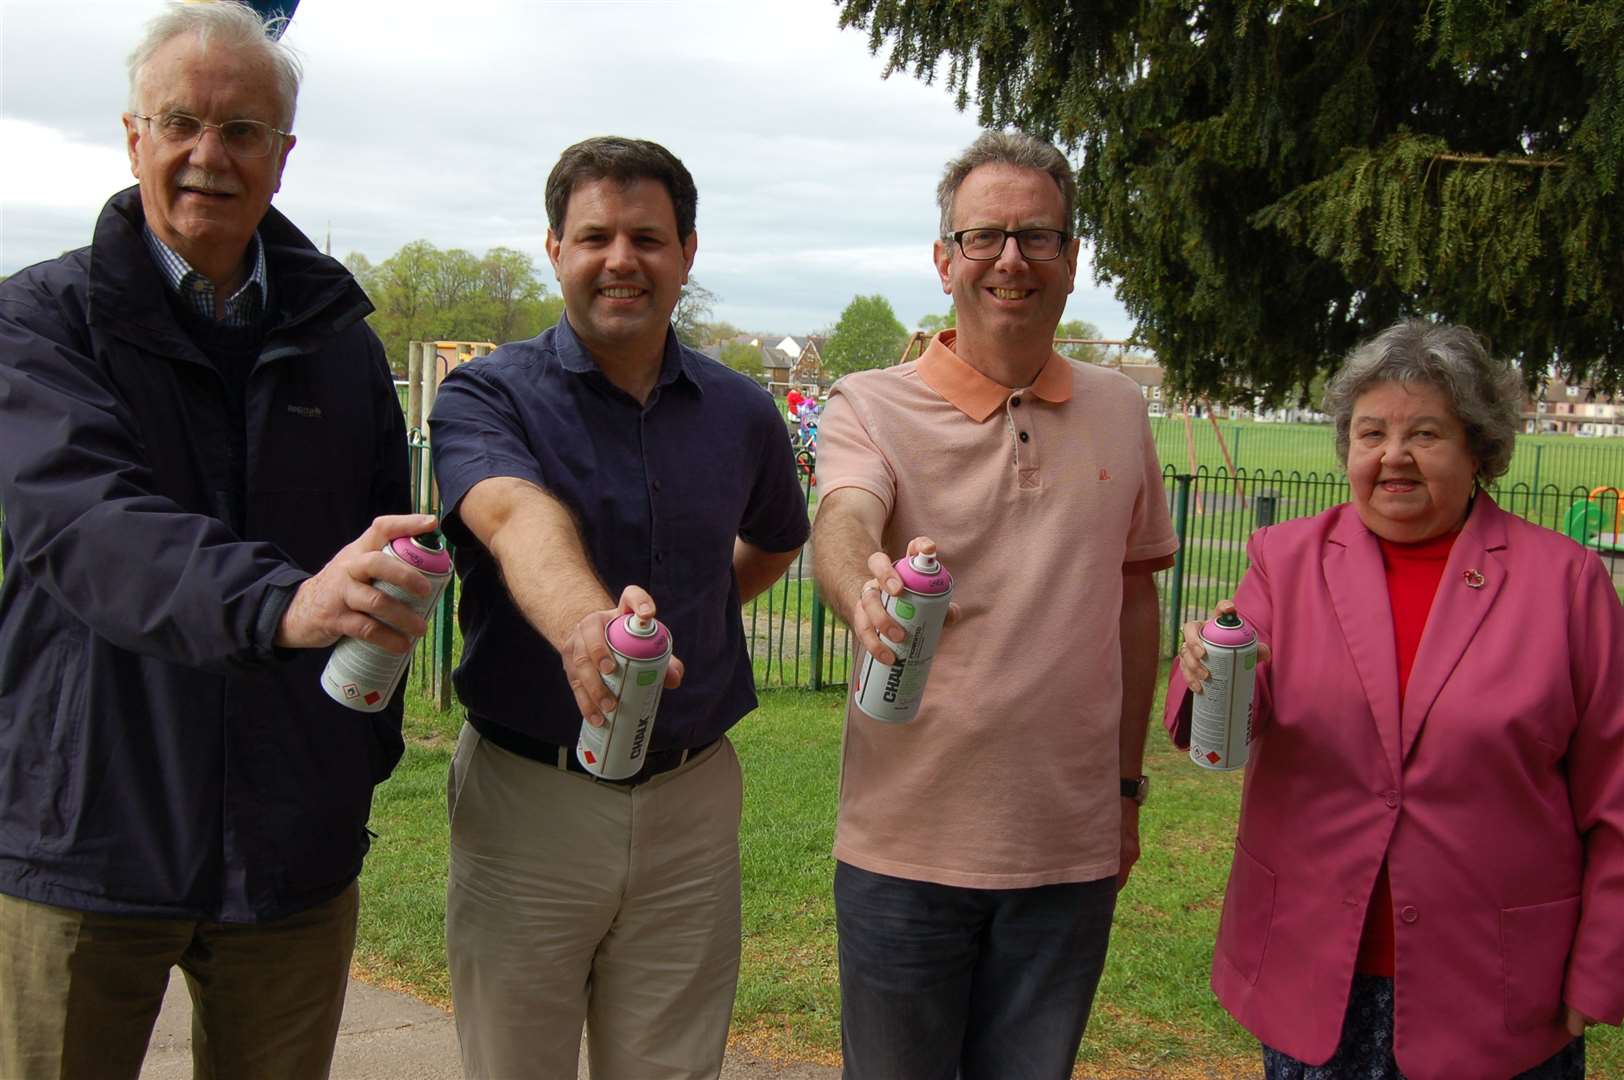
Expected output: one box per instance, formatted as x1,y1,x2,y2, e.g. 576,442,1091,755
1149,419,1624,618
1150,416,1624,497
358,660,1622,1077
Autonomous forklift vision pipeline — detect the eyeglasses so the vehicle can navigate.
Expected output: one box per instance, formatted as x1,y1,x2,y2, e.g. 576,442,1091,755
946,227,1071,262
133,111,289,158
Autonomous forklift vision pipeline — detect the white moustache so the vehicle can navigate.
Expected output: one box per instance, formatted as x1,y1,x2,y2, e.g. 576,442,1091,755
176,171,240,196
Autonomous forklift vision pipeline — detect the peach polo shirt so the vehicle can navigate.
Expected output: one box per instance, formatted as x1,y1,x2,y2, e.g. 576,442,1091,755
816,331,1177,888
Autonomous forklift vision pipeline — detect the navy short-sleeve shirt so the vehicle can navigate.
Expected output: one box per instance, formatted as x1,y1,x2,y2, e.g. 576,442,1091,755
430,316,809,752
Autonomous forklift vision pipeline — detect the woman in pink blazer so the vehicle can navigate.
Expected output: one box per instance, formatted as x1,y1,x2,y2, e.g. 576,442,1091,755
1167,321,1624,1080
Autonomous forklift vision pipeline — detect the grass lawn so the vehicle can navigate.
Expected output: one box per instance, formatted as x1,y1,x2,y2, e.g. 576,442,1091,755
354,663,1623,1077
1150,417,1624,496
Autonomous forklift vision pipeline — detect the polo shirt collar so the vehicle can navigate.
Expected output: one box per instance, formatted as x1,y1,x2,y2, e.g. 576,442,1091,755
916,329,1072,422
555,313,704,396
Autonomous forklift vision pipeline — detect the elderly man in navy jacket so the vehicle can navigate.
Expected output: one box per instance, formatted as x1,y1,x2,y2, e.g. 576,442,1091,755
0,4,433,1078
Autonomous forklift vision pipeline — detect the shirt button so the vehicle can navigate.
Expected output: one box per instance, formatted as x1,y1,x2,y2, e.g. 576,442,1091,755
1018,431,1030,443
1383,790,1399,808
652,480,662,493
654,552,664,565
1400,905,1420,924
1010,396,1022,408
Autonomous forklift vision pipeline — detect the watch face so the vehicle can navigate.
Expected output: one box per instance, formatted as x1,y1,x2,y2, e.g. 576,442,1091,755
1122,777,1148,803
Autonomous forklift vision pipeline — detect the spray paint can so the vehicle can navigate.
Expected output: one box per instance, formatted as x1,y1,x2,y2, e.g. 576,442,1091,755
1189,611,1257,771
853,551,954,723
321,533,454,713
576,614,673,780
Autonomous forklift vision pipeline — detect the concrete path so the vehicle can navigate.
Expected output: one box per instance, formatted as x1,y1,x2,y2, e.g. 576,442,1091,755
140,972,838,1080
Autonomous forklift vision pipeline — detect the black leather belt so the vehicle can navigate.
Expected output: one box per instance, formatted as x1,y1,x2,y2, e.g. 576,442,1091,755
548,738,717,787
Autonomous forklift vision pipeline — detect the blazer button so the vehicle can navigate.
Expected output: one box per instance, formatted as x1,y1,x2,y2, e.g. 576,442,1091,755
1384,790,1399,808
1400,905,1420,924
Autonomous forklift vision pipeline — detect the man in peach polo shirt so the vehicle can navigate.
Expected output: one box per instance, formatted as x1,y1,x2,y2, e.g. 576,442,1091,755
812,130,1177,1079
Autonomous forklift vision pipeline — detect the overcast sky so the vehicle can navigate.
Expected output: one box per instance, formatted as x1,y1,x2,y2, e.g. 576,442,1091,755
0,0,1136,341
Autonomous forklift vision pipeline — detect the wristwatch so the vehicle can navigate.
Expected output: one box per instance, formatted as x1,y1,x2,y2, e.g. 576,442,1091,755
1120,776,1149,806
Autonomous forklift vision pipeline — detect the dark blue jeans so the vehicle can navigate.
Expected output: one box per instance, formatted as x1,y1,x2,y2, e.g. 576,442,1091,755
834,861,1118,1080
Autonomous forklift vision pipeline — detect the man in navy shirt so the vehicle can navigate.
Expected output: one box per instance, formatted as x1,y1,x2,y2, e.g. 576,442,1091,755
430,137,808,1080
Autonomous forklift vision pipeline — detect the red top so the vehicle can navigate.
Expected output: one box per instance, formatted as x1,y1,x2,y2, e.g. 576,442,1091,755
1356,529,1459,976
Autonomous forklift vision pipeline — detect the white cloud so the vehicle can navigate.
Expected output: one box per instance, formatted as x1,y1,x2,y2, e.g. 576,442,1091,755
0,0,1136,340
0,118,132,211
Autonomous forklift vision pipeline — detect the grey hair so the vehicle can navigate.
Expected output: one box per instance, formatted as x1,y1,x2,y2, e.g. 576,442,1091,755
936,130,1077,239
1323,319,1524,482
128,2,303,130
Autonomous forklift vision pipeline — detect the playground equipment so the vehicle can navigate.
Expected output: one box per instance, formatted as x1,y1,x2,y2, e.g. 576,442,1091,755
1180,399,1246,514
1562,487,1624,553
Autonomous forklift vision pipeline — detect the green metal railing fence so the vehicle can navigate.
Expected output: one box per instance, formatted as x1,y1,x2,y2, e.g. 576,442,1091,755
744,475,854,691
404,426,1622,704
744,465,1623,689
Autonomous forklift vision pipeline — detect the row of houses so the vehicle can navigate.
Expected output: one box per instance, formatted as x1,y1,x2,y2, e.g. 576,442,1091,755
706,333,1624,438
1116,366,1623,437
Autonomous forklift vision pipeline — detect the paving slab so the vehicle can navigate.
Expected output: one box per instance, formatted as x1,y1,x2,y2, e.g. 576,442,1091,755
140,972,838,1080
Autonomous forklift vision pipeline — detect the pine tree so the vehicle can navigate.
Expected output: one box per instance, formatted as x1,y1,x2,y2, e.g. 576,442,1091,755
838,0,1624,401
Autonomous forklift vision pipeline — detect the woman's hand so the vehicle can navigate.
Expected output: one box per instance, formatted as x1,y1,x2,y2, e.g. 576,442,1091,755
1177,599,1272,693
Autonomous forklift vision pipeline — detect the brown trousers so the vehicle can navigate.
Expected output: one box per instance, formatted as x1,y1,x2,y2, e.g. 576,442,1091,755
0,882,358,1080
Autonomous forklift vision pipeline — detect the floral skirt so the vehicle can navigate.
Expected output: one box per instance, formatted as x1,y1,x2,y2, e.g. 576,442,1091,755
1262,974,1584,1080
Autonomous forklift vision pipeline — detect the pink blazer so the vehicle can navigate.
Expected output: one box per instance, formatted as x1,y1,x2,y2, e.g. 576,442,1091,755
1165,497,1624,1080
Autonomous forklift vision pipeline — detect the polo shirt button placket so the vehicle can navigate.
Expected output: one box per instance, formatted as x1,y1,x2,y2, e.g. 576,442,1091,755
1010,396,1041,491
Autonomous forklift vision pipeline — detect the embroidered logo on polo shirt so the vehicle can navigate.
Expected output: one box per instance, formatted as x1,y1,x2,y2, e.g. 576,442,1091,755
1098,468,1111,481
286,404,324,419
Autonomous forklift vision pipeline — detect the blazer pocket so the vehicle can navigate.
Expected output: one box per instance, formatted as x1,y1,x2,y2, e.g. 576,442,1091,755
1500,895,1580,1033
1217,837,1277,985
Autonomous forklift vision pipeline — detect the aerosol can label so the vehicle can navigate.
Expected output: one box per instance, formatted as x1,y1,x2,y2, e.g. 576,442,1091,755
853,552,953,724
1189,613,1257,771
577,614,672,781
321,533,454,713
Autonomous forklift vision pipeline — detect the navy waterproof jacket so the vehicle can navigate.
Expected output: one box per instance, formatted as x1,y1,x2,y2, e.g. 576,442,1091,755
0,187,409,922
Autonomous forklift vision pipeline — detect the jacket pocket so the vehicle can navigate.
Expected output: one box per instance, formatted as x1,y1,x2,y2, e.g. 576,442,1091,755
1217,837,1276,985
1500,895,1580,1033
14,631,88,856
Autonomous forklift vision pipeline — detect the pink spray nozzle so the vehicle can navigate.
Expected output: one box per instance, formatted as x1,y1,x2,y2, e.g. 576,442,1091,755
608,613,671,659
1202,611,1255,647
390,534,453,574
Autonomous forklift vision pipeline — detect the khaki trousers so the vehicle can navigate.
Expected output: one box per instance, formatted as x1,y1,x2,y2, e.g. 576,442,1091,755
0,882,358,1080
446,724,743,1080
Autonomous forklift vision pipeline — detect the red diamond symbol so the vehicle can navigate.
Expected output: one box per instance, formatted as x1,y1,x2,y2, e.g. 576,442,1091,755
363,691,381,705
1206,751,1222,764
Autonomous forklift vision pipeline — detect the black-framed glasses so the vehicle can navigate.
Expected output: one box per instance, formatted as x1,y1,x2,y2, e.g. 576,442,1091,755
946,227,1071,261
133,111,289,158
